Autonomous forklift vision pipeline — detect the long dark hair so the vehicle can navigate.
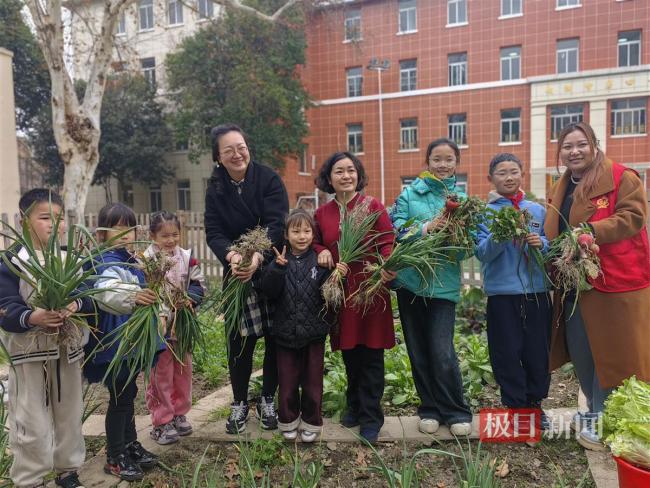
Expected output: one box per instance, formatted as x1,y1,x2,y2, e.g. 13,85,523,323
314,151,368,194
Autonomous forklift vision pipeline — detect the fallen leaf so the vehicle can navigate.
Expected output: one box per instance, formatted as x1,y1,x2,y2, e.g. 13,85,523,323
254,470,264,479
224,458,238,480
326,441,338,451
558,382,566,388
436,482,447,488
533,458,542,468
531,470,540,480
355,450,369,467
495,461,510,478
323,458,333,467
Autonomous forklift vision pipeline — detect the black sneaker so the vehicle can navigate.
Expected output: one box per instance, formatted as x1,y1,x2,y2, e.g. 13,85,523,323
126,440,158,469
226,401,250,434
360,426,379,444
55,472,84,488
104,452,144,481
341,410,360,428
256,395,278,430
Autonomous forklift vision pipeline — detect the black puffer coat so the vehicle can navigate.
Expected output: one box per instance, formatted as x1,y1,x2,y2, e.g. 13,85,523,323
260,248,332,349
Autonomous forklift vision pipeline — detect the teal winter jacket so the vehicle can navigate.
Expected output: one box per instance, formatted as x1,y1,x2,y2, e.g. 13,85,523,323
390,173,468,303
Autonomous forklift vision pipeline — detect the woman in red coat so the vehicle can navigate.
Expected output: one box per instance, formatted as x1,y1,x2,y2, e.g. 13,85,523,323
313,151,396,443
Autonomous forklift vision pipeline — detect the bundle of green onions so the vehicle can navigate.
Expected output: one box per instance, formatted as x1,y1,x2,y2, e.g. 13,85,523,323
0,211,104,346
101,251,174,391
546,224,601,317
322,197,382,311
167,288,203,361
219,226,273,344
437,194,486,254
350,226,451,311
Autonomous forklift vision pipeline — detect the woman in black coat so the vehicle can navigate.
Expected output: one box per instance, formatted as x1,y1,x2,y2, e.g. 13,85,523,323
204,123,289,434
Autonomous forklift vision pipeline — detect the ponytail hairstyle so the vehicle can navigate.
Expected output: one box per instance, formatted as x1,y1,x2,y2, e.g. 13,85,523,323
149,210,181,235
555,121,606,202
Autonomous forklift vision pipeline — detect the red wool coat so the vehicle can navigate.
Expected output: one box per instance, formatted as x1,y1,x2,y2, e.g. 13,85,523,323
313,194,396,351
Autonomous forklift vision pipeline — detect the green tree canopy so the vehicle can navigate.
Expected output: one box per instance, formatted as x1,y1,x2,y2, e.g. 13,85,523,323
166,0,310,169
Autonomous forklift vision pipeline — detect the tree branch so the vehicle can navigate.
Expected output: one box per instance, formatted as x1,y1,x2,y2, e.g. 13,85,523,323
214,0,302,22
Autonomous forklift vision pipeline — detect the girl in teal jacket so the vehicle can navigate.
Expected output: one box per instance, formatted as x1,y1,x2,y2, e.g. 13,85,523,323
391,138,472,436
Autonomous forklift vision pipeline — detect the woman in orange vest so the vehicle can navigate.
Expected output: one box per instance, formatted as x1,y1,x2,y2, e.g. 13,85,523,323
545,121,650,451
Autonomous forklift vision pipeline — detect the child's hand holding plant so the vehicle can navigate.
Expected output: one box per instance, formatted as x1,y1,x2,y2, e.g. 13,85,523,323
335,262,349,277
135,288,157,306
29,308,65,328
525,233,543,249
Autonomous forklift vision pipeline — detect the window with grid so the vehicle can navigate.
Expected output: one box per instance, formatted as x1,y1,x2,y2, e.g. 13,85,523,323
141,57,156,86
448,0,467,25
347,124,363,154
346,67,363,97
550,104,584,140
455,174,468,193
618,30,641,67
398,0,417,33
501,0,522,16
400,119,418,150
401,176,416,190
168,0,182,24
198,0,213,18
557,38,579,73
138,0,154,31
500,46,521,80
611,99,647,135
344,9,362,41
399,59,417,91
500,109,521,143
177,180,191,211
117,12,126,35
299,147,309,174
448,53,467,86
557,0,580,7
150,186,162,212
448,114,467,146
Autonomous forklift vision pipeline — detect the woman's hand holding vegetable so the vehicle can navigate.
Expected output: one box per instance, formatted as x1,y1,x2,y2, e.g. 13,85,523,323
335,262,349,276
135,288,158,306
231,252,263,283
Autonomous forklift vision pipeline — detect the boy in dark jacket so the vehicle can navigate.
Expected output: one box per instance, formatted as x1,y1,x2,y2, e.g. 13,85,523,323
260,209,347,443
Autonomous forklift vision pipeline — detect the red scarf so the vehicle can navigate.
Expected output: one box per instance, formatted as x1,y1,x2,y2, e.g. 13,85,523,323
504,189,525,209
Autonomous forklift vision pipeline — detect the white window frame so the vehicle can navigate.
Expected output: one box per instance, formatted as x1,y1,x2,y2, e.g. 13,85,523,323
347,124,363,154
550,104,584,141
618,30,641,67
557,38,579,74
298,147,310,175
500,46,521,80
141,57,156,86
344,9,362,42
500,109,521,143
150,186,162,213
611,98,647,136
455,173,468,194
138,0,154,31
448,114,467,147
168,0,183,25
556,0,581,9
198,0,213,18
399,59,417,92
399,119,418,151
401,176,416,191
500,0,522,17
116,12,126,35
346,67,363,97
448,53,467,86
398,0,417,34
177,180,191,211
447,0,467,26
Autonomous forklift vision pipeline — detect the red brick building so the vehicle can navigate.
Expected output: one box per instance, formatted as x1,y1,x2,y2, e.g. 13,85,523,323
282,0,650,208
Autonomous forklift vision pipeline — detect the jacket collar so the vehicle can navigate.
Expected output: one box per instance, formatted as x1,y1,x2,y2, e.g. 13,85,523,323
413,172,457,195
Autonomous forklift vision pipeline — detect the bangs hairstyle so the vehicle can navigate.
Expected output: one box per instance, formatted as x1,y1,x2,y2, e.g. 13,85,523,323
97,203,137,230
19,188,64,215
150,210,180,234
210,123,248,163
285,208,316,233
489,153,523,175
314,151,368,194
555,121,606,202
425,138,461,166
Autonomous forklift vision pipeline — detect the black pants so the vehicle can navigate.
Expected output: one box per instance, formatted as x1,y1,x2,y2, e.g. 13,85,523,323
228,327,278,402
486,293,552,408
105,371,138,459
342,345,385,431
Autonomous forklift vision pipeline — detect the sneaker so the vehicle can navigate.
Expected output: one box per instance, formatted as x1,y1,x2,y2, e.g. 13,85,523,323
256,396,278,430
226,401,250,434
55,472,84,488
359,426,379,444
340,410,360,428
173,414,193,436
126,440,158,469
150,422,179,445
104,453,144,481
450,422,472,437
301,430,318,443
282,429,298,440
418,418,440,434
577,413,606,451
570,411,587,432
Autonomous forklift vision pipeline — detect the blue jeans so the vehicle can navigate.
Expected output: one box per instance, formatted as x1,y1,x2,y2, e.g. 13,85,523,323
564,304,613,414
396,290,472,424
